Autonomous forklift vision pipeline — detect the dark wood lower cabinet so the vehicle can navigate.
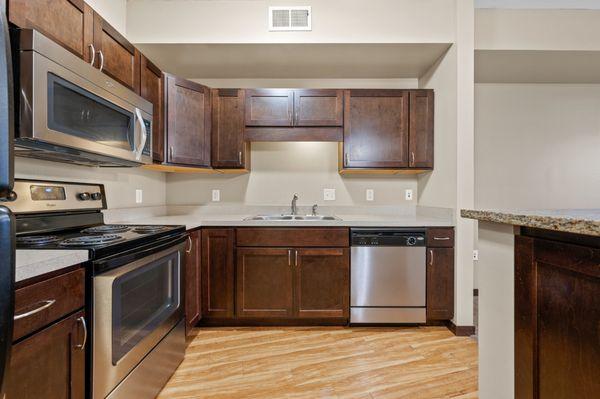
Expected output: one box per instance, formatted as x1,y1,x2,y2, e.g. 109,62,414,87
201,228,235,318
236,248,294,318
185,230,202,334
426,247,454,321
296,248,349,319
5,310,86,399
515,231,600,399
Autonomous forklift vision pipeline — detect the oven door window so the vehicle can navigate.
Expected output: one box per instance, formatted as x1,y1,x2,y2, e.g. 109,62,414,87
111,251,180,365
47,73,135,151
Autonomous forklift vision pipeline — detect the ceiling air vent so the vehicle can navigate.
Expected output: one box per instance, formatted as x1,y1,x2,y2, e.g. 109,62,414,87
269,6,311,31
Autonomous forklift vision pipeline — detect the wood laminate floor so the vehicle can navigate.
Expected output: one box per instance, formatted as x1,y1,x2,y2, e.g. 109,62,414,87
158,326,478,399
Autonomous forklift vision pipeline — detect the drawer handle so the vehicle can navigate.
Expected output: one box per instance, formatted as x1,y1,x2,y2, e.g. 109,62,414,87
429,249,434,266
76,316,87,350
433,237,451,241
14,299,56,320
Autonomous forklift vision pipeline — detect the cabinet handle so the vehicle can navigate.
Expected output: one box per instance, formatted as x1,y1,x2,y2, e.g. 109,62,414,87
88,44,95,66
76,316,87,350
169,146,174,160
238,151,242,164
97,50,105,72
345,153,350,166
14,299,56,320
185,236,193,253
288,249,292,266
295,250,298,267
433,237,450,241
429,249,434,266
411,152,415,166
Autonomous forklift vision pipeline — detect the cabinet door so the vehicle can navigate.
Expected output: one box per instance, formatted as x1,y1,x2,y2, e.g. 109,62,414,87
185,230,201,334
245,89,294,126
201,228,235,318
8,0,94,62
294,89,343,127
343,90,409,168
140,55,164,163
409,90,434,168
5,311,86,399
92,13,140,92
165,75,211,166
236,248,294,318
295,248,349,319
211,89,246,168
426,248,454,320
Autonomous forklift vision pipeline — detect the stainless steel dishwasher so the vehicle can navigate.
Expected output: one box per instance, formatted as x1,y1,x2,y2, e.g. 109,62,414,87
350,228,427,324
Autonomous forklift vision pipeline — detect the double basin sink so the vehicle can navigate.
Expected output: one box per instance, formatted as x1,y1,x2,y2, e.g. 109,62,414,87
244,215,341,221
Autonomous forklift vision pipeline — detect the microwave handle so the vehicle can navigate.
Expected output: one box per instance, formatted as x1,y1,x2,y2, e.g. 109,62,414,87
134,108,147,161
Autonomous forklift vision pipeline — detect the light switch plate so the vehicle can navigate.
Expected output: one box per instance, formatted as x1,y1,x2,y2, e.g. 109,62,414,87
323,188,336,201
212,189,220,202
366,189,374,201
405,189,413,201
135,189,143,204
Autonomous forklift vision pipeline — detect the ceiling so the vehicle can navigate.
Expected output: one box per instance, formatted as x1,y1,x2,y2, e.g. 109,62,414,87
135,43,451,79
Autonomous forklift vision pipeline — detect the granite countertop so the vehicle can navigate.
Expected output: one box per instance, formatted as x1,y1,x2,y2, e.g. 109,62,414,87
16,250,89,283
461,209,600,237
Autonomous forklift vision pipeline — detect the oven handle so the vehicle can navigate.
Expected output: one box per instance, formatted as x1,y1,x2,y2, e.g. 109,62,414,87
134,108,147,161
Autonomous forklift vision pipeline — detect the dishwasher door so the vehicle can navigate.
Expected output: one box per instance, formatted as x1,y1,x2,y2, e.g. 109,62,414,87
351,246,426,323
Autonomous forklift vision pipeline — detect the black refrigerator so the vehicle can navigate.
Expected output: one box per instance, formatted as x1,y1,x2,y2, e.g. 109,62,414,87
0,0,14,395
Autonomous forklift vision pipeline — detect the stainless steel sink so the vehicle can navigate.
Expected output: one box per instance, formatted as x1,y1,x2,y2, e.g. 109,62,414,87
244,214,341,221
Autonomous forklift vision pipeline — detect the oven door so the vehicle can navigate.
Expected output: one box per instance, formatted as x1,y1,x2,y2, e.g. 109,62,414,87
93,240,184,399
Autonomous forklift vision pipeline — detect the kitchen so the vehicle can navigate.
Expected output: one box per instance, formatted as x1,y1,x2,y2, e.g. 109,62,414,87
0,1,598,399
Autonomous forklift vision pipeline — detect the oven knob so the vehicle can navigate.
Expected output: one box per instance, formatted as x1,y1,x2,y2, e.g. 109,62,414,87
407,237,417,246
78,192,91,201
91,192,102,201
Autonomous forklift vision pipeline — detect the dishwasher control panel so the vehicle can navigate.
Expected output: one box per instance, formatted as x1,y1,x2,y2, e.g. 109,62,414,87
351,229,426,247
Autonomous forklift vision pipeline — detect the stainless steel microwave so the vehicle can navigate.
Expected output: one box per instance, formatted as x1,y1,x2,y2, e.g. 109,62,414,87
14,29,153,167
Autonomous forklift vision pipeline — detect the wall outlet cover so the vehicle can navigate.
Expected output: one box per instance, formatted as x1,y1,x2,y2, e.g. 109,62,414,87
135,189,143,204
366,189,374,201
212,189,221,202
405,189,413,201
323,188,336,201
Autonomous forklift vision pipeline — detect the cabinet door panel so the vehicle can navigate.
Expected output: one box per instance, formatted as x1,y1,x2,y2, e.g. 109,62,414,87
166,75,211,166
201,228,235,318
212,89,246,168
185,230,201,334
295,248,349,319
9,0,94,62
93,13,140,92
245,89,294,126
5,311,86,399
426,248,454,320
343,90,409,168
294,89,343,127
409,90,434,168
236,248,294,318
140,55,163,163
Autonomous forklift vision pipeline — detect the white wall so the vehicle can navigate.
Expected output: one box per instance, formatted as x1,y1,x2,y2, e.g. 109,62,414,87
86,0,128,35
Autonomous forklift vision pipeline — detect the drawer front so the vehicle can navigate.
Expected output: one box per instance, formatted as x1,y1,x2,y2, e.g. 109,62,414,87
13,268,85,341
426,228,455,247
236,228,349,247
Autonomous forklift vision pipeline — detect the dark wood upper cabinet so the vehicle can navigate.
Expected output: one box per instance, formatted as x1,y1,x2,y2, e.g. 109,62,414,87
343,89,409,168
139,55,164,163
245,89,294,127
92,13,140,93
211,89,248,169
293,89,343,127
201,228,235,318
8,0,94,62
4,310,86,399
426,247,454,321
409,90,434,168
236,248,294,318
165,75,211,167
295,248,349,319
185,230,202,335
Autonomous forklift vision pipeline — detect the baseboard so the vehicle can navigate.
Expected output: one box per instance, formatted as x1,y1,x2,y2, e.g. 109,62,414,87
446,320,476,337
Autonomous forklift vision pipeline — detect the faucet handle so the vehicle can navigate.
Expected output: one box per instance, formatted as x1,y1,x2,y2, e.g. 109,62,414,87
293,193,299,200
312,204,318,216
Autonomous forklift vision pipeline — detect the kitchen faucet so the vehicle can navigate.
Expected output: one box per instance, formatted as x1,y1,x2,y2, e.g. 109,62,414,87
291,194,299,215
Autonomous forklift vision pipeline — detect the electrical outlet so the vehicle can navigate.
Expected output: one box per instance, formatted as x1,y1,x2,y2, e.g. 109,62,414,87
135,189,143,204
323,188,336,201
405,189,413,201
366,189,374,201
473,250,479,261
212,189,220,202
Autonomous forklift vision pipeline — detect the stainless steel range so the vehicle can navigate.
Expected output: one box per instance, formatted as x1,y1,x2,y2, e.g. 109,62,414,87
4,179,186,399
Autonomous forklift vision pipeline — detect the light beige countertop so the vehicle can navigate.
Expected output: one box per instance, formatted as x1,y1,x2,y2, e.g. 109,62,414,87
16,250,89,282
461,208,600,237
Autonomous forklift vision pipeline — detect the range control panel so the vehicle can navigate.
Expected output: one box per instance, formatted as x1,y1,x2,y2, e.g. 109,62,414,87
351,229,427,247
